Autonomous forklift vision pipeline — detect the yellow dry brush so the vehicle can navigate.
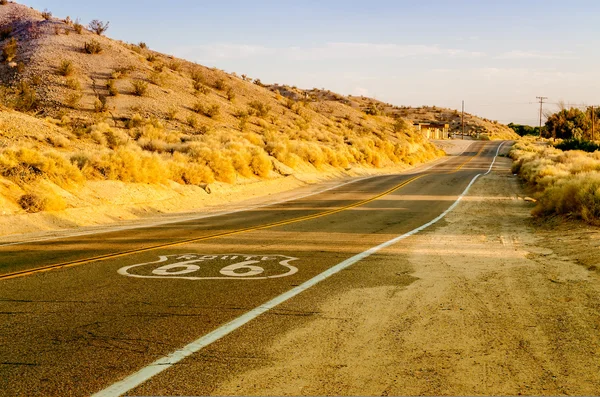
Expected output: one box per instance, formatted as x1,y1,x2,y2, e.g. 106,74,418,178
511,139,600,225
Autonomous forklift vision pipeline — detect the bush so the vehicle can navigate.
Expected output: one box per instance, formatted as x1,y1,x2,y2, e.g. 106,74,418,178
1,27,13,40
131,80,148,96
93,95,108,112
138,42,147,49
187,114,198,128
2,37,17,62
88,19,109,35
65,92,82,109
57,59,74,76
166,107,178,121
66,78,81,90
168,60,181,72
106,79,118,96
248,101,271,118
14,81,38,111
41,9,52,20
555,139,600,153
226,87,236,102
0,0,8,5
193,103,220,118
214,78,226,90
73,19,83,34
84,39,102,54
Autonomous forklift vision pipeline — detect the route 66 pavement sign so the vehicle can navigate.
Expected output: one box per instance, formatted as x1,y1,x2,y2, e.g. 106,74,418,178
118,253,299,280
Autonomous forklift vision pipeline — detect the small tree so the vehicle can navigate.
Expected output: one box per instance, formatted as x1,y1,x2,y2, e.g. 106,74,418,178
88,19,109,35
545,108,592,140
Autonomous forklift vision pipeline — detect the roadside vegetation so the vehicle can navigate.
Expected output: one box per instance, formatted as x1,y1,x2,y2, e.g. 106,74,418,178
511,137,600,225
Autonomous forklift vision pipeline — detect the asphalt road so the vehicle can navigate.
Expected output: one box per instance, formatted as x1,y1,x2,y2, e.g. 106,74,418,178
0,140,503,396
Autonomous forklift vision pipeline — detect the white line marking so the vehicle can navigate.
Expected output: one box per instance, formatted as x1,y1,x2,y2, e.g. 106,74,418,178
92,141,500,397
0,145,472,248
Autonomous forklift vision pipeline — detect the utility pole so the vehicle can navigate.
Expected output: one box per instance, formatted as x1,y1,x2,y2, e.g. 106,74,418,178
536,96,547,138
592,105,596,142
461,100,465,140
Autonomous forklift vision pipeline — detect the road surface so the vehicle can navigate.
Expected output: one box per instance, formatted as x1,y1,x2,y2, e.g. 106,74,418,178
0,140,504,396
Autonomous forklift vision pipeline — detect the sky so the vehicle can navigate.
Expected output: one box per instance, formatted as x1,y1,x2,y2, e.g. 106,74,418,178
21,0,600,125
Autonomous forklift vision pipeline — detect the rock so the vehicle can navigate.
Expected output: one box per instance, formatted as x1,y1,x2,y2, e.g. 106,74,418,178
199,183,211,194
271,158,294,176
524,197,537,203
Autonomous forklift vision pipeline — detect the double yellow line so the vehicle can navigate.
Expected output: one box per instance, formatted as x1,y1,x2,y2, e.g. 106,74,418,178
1,142,488,281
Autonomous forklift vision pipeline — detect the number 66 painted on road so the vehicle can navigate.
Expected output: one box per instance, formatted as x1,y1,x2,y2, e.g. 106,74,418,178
118,254,299,280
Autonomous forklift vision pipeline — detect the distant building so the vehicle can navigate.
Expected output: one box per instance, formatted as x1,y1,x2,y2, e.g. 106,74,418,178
413,122,450,139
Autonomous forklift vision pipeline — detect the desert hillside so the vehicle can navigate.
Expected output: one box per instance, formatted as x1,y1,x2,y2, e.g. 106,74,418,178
344,96,517,140
0,1,512,222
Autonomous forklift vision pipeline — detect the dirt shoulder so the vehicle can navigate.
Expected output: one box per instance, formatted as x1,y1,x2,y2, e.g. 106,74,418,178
213,147,600,395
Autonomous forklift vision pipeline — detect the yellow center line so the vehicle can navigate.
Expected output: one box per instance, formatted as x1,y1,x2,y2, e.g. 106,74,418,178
0,142,488,281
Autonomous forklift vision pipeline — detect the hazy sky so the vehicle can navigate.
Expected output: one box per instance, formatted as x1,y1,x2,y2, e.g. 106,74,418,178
22,0,600,125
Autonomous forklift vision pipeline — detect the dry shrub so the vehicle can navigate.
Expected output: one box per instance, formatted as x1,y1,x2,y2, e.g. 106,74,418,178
125,113,144,129
73,19,83,34
106,79,118,96
0,148,84,187
87,147,168,183
149,71,166,87
58,59,74,76
18,192,65,213
2,37,17,63
84,40,102,54
89,123,128,148
66,77,81,90
131,80,148,96
511,139,600,224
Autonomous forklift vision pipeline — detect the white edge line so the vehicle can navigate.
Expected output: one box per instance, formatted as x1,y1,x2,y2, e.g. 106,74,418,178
91,140,500,397
0,142,473,248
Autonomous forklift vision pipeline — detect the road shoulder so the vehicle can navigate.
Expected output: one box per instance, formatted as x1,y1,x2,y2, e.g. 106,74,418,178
212,148,600,395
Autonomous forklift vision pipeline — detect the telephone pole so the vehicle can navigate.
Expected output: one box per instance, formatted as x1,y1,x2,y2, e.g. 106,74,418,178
536,96,547,137
592,105,596,142
461,100,465,140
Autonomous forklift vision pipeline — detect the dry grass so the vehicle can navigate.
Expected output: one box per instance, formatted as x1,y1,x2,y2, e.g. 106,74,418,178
510,138,600,224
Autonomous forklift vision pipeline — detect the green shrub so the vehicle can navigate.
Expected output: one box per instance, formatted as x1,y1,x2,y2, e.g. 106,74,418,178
555,139,600,153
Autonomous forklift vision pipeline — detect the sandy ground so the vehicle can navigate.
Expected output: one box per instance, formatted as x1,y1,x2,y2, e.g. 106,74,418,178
0,140,473,243
212,148,600,395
